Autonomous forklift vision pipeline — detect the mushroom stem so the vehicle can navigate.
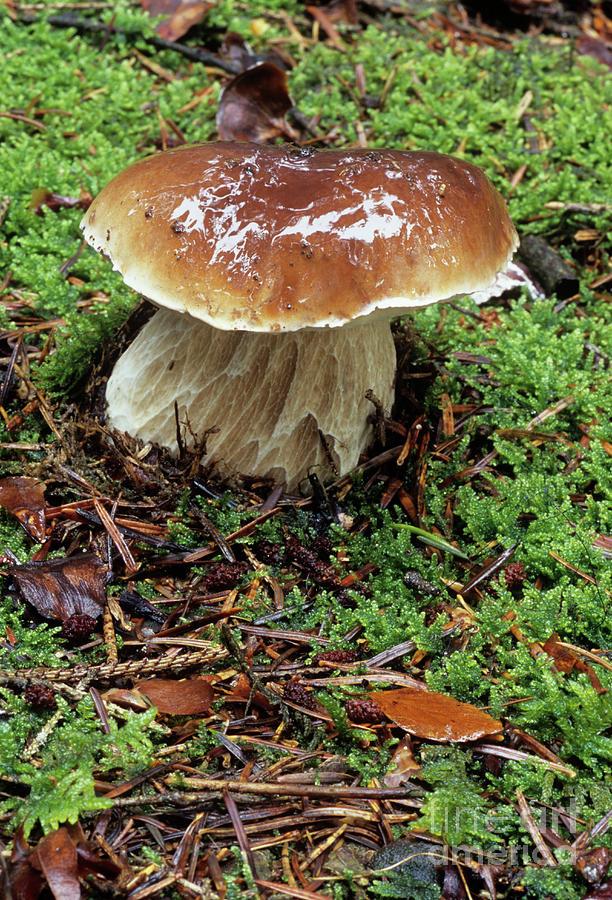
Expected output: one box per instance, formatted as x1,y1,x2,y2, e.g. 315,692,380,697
105,307,396,489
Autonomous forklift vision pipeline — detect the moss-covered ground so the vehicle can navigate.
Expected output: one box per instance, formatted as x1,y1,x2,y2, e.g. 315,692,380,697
1,2,612,897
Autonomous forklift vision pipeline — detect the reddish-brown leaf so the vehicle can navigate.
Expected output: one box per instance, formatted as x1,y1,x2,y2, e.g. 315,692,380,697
11,553,106,621
577,36,612,72
216,62,299,143
135,677,214,714
220,31,256,70
102,687,153,711
383,735,421,786
225,672,275,715
593,532,612,559
29,188,92,216
9,827,44,900
9,859,44,900
0,476,46,542
74,842,122,880
13,825,122,900
368,688,503,742
310,0,359,26
140,0,212,41
31,829,80,900
542,634,607,694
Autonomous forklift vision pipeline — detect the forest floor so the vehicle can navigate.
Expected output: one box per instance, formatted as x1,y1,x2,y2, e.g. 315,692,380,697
1,1,612,898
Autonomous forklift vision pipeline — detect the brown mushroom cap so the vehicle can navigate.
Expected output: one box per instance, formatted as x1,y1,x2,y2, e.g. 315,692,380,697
81,142,518,332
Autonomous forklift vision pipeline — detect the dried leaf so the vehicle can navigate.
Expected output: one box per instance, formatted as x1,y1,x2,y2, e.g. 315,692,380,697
29,188,92,216
74,842,122,880
593,532,612,559
31,829,80,900
14,825,122,900
12,553,106,621
9,860,44,900
220,31,256,70
441,864,467,900
135,677,214,714
140,0,212,41
312,0,359,26
225,671,275,715
368,688,503,742
577,36,612,72
0,476,46,542
101,687,153,711
383,735,421,786
216,62,299,143
542,634,606,694
9,827,44,900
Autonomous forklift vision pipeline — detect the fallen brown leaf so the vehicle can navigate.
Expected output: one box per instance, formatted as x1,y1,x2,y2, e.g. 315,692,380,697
368,688,503,742
29,188,92,216
0,476,46,542
11,553,107,621
226,671,275,715
383,735,421,786
220,31,257,70
310,0,359,26
102,687,153,711
32,829,80,900
577,35,612,72
582,881,612,899
216,62,300,143
10,825,122,900
542,634,607,694
135,677,214,714
9,827,44,900
140,0,212,41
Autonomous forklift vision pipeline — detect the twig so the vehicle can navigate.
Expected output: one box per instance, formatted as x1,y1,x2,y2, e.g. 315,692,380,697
476,743,576,778
516,789,558,866
0,110,46,131
0,646,227,685
21,706,64,761
0,196,11,230
18,11,241,74
224,790,259,882
111,781,421,806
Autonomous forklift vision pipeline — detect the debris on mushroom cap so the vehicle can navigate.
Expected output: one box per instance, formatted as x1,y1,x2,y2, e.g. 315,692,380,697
80,141,518,333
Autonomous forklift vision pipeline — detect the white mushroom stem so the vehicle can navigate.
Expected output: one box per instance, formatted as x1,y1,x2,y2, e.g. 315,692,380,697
105,307,396,490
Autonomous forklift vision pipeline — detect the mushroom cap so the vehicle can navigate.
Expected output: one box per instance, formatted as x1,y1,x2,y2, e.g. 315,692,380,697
81,141,518,332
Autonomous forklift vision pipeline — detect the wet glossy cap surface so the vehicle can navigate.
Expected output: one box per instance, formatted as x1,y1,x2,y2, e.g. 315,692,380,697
81,141,518,331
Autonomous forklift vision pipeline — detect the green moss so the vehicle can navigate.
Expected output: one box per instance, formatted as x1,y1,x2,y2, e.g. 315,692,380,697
2,1,612,881
0,696,156,836
0,510,33,561
0,600,66,670
370,869,441,900
520,865,583,900
417,747,500,847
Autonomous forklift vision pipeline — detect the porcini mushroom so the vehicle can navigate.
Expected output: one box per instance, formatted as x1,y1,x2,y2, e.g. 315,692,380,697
81,142,517,489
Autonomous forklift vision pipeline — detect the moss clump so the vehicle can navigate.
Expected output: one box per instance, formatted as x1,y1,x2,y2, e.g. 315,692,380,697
0,695,156,836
